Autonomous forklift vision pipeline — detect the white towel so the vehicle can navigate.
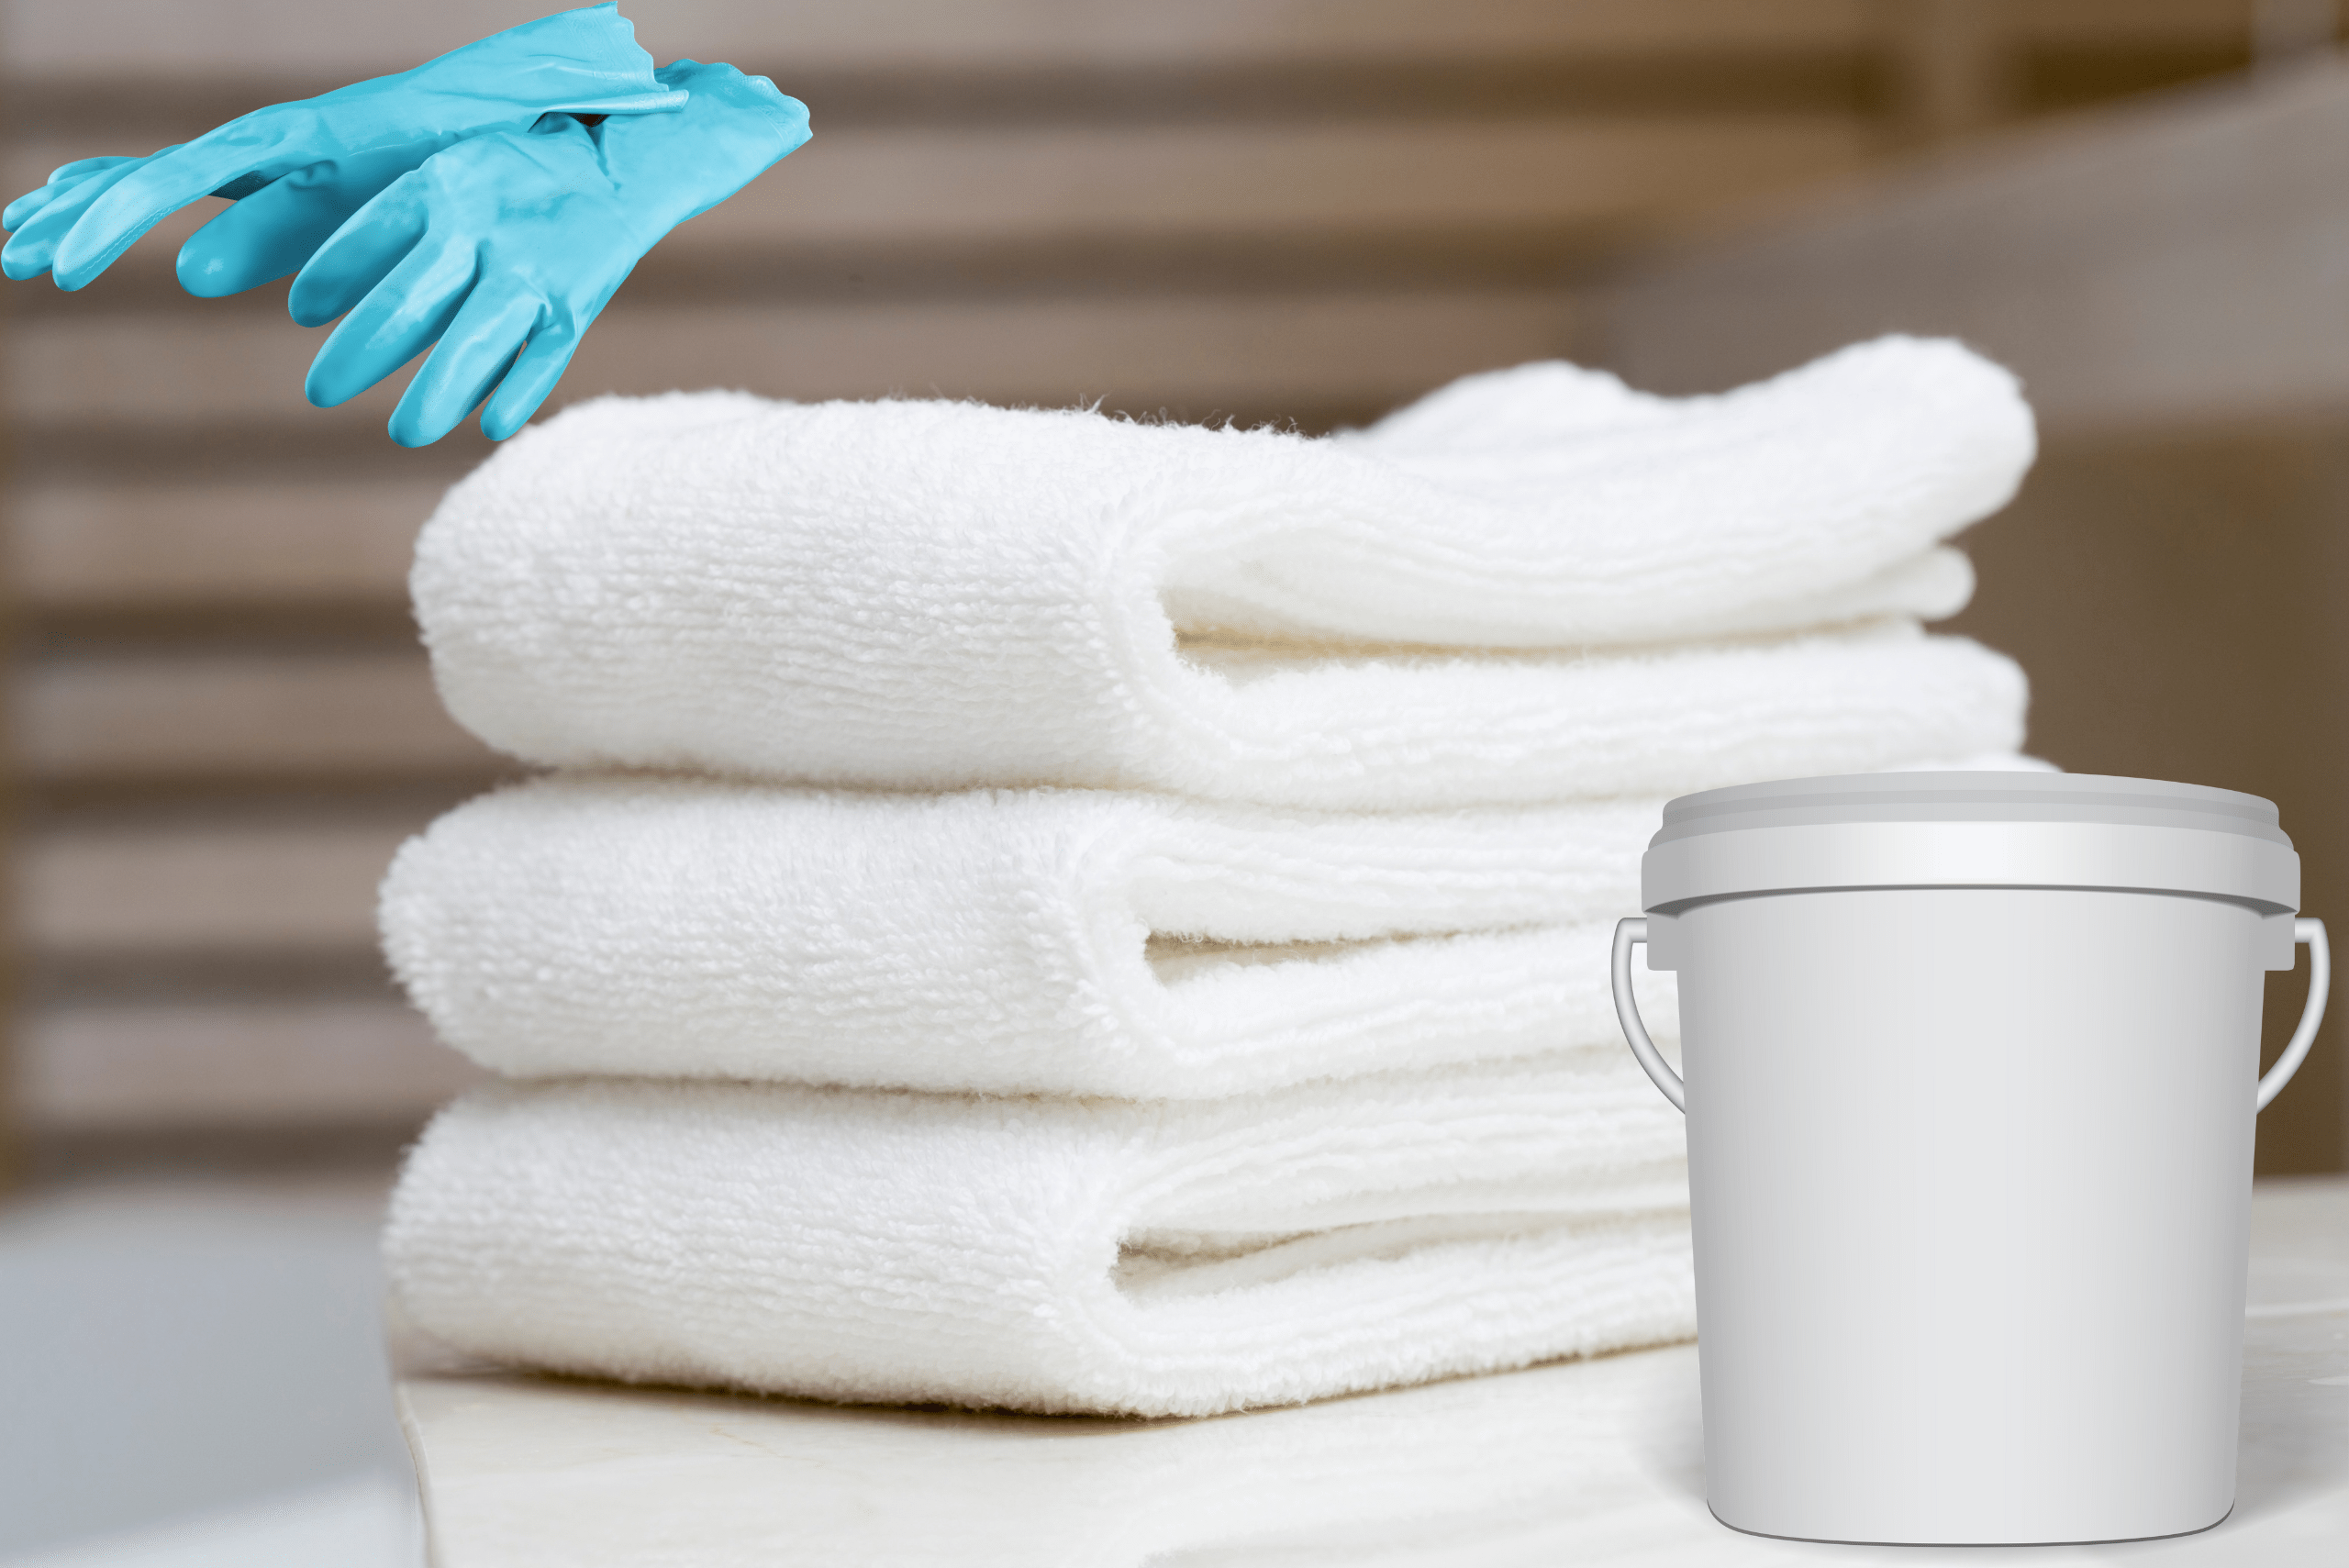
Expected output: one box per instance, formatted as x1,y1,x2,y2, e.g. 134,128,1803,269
412,337,2033,808
381,774,1687,1098
385,1058,1694,1417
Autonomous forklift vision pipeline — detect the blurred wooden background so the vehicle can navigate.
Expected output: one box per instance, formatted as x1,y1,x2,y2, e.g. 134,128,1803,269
1,0,2342,1183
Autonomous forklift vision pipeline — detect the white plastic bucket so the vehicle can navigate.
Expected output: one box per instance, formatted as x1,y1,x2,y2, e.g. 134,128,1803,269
1609,773,2329,1546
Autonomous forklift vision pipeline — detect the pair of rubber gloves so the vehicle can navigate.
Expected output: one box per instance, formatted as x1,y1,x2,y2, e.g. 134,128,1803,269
0,4,809,446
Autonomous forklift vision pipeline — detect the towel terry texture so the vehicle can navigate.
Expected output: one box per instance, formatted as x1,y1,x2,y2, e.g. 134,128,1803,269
410,336,2033,807
384,1060,1694,1417
383,337,2043,1416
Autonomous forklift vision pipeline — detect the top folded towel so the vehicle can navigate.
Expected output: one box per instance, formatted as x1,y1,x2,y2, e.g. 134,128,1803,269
415,336,2033,807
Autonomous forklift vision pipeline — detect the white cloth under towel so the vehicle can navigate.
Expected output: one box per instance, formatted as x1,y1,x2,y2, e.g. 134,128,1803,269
436,1336,1699,1566
385,1058,1694,1417
380,776,1693,1098
412,336,2034,808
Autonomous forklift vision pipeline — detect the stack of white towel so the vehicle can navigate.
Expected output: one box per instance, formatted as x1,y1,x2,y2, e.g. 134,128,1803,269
382,335,2038,1417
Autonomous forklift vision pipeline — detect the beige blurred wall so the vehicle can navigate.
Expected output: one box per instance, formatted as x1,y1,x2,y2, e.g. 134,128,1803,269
1940,433,2349,1176
1593,18,2349,1176
0,0,2323,1183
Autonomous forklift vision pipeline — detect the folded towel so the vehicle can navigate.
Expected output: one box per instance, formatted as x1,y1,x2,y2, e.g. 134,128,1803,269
383,754,2042,1097
413,337,2033,808
381,774,1687,1097
385,1059,1694,1416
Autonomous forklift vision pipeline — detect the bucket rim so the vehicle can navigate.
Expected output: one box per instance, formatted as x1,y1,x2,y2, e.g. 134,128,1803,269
1643,773,2299,913
1656,772,2284,847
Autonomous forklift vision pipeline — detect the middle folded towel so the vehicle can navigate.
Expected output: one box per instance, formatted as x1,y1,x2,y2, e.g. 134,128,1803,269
382,774,1681,1098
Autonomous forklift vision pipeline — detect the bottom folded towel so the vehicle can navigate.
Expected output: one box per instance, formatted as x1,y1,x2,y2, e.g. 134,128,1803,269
386,1054,1693,1417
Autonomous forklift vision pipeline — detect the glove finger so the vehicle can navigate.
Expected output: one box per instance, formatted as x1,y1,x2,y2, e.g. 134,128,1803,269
5,185,71,232
183,143,429,299
390,287,541,448
481,317,588,442
286,177,431,327
45,155,144,188
53,121,300,290
3,156,141,230
303,235,477,409
179,174,364,297
2,156,152,281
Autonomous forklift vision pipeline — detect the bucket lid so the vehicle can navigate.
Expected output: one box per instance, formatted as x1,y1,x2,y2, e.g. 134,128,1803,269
1642,772,2298,914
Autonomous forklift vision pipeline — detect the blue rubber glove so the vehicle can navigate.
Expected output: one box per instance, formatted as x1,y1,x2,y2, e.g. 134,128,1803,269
0,4,686,293
294,61,809,448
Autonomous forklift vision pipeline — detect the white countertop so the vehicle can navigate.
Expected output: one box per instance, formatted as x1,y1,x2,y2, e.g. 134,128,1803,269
395,1176,2349,1566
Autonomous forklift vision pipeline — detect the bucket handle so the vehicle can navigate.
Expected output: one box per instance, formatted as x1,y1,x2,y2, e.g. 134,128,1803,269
2258,917,2329,1111
1610,915,2330,1118
1610,918,1682,1113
